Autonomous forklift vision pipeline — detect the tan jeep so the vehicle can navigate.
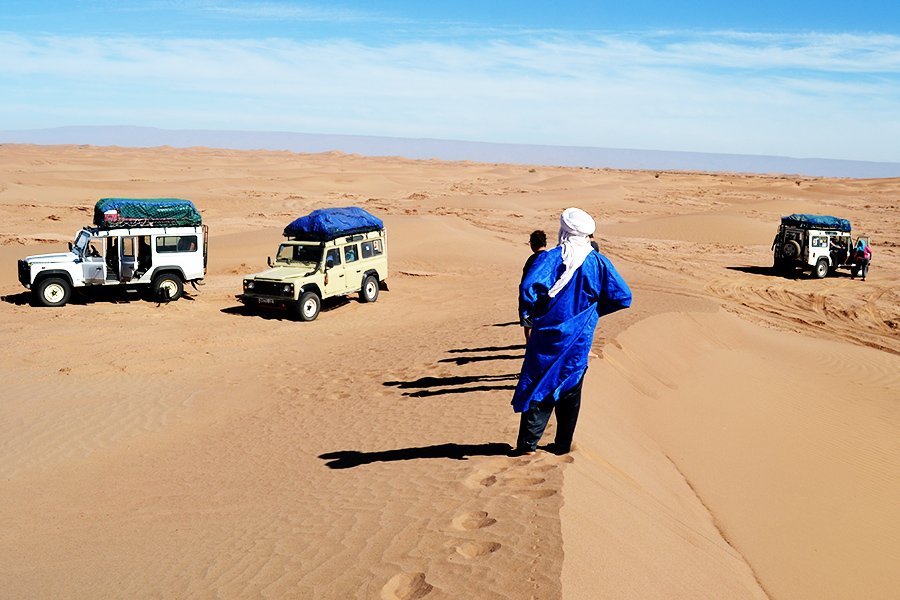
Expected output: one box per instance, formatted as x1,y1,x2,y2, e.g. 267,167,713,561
239,216,387,321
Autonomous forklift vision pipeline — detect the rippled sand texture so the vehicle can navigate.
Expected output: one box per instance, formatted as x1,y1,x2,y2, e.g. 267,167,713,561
1,144,897,599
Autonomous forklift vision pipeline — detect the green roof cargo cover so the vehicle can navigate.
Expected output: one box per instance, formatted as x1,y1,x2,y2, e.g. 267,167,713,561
93,198,202,228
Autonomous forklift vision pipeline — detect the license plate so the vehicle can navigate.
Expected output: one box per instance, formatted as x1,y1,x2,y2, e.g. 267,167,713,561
258,297,275,305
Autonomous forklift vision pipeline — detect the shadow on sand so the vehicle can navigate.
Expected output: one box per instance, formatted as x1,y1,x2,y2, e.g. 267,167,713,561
727,265,858,280
319,442,514,469
221,296,351,320
2,288,194,307
489,321,519,327
383,374,518,398
727,265,804,280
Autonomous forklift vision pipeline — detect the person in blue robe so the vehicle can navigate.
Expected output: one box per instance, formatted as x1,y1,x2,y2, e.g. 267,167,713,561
512,207,632,455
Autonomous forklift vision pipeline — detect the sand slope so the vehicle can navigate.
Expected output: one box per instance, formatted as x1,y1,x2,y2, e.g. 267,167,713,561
1,144,897,599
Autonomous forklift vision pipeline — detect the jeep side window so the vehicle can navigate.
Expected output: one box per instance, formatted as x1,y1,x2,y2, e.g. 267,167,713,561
158,235,198,253
344,244,359,263
326,248,341,267
372,239,383,255
138,236,152,272
123,237,136,258
361,241,373,259
811,236,827,248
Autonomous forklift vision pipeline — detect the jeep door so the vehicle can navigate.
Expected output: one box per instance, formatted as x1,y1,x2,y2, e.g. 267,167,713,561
341,243,363,292
81,234,106,284
119,236,138,281
323,247,350,295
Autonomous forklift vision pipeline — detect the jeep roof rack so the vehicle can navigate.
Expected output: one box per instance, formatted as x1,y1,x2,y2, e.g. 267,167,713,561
93,198,202,229
283,206,383,241
781,214,851,232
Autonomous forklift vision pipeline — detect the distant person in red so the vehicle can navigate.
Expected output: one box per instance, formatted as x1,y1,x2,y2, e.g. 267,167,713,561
852,239,872,281
519,230,547,341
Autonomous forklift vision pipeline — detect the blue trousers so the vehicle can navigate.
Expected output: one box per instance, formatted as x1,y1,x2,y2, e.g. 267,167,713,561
515,377,583,453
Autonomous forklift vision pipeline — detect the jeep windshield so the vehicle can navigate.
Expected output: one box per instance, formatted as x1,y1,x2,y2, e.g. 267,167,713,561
275,242,323,266
73,230,91,255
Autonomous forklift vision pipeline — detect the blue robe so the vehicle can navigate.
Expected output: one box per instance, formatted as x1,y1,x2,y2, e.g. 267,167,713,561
512,247,632,413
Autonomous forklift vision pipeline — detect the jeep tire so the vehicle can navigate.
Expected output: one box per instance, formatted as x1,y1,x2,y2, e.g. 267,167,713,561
359,275,379,303
813,258,829,279
152,273,184,301
35,277,72,307
297,291,321,321
782,240,801,261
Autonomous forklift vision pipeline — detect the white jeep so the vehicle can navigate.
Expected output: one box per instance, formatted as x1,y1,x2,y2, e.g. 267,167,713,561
772,214,868,279
17,198,207,307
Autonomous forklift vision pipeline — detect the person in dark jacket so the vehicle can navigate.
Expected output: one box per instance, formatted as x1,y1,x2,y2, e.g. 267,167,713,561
519,230,547,341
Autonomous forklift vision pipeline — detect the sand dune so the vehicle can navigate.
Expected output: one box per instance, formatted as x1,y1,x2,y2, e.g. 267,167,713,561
1,144,897,599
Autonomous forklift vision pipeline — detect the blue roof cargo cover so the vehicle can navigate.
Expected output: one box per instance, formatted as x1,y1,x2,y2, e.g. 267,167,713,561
94,198,202,228
284,207,384,240
781,214,851,232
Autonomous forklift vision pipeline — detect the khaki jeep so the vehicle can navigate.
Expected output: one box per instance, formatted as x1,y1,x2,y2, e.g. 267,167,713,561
238,208,387,321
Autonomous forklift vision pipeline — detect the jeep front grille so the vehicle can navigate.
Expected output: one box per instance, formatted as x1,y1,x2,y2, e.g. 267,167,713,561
251,280,293,297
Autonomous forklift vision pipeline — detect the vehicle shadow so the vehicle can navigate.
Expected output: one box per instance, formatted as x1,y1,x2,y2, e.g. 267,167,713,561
220,296,351,320
727,265,802,280
1,291,32,306
319,442,514,469
1,288,195,306
727,265,857,280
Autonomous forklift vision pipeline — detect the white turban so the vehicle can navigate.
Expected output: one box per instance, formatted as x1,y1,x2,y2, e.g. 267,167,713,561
548,207,596,298
559,207,596,238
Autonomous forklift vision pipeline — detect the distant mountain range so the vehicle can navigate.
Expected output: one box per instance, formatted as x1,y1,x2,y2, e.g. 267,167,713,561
2,126,898,179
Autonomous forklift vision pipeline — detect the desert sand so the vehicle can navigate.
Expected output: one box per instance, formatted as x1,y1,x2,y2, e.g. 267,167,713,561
0,144,897,599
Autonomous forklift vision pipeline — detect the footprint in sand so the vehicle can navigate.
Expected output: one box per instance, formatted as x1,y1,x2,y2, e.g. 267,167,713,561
463,470,498,489
479,474,497,487
500,476,546,488
512,488,557,500
451,510,497,531
454,540,502,559
381,572,433,600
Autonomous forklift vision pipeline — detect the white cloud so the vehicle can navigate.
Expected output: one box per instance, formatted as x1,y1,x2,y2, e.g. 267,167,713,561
1,30,898,161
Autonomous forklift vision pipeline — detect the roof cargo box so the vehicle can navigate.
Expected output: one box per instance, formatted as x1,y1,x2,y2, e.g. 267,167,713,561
781,214,851,232
93,198,202,228
283,207,383,241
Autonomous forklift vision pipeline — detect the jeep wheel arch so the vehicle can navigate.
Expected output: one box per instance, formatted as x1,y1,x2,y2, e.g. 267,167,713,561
148,266,187,283
301,283,323,298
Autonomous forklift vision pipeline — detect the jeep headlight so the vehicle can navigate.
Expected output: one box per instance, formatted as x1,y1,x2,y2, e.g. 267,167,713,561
283,283,293,295
244,279,254,290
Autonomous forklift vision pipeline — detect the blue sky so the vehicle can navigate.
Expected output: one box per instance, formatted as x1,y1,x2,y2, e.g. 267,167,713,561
2,1,899,162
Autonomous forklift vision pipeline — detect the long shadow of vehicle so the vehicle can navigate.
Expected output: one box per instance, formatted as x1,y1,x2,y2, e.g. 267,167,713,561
727,265,856,280
2,287,195,307
221,296,351,320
